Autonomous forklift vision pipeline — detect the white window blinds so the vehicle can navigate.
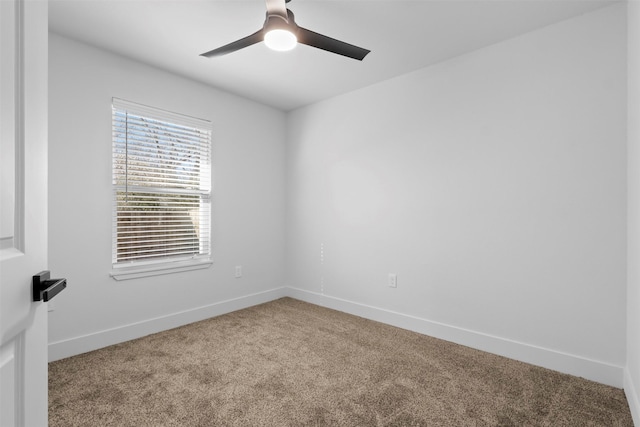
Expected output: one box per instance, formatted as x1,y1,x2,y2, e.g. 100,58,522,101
112,98,212,269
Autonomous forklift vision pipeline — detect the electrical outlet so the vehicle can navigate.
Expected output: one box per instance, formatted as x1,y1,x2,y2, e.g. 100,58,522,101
388,273,397,288
235,265,242,278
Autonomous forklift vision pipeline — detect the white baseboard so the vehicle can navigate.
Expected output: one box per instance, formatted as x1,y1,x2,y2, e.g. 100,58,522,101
48,285,625,390
48,287,288,362
625,368,640,426
287,287,625,388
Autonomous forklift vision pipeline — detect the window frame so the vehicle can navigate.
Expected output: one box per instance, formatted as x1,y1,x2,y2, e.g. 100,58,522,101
110,98,213,280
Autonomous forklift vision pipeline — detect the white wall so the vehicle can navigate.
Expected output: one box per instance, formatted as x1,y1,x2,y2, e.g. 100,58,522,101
286,4,627,387
627,0,640,423
48,34,287,360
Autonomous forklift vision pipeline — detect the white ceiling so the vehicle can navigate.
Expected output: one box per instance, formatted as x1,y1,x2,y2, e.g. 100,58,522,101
49,0,618,111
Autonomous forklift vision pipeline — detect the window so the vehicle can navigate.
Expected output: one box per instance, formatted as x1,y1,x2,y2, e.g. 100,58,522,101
111,98,212,280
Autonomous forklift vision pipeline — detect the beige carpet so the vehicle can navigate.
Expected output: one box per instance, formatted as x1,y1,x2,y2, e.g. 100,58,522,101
49,297,633,426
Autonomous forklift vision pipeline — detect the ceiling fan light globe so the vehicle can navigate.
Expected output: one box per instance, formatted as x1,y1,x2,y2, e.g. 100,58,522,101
264,29,297,51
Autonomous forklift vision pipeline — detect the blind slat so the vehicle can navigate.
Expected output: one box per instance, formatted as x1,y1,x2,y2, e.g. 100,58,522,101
117,237,211,245
112,134,209,154
118,250,206,261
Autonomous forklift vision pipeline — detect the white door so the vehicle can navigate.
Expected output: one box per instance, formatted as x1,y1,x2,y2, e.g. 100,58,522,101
0,0,49,425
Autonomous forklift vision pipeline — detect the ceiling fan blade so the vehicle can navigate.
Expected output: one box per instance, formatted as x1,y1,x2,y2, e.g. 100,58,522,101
265,0,288,20
297,27,370,61
200,29,264,58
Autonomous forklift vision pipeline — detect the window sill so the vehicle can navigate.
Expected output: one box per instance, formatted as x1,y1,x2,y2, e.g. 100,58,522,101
110,258,212,281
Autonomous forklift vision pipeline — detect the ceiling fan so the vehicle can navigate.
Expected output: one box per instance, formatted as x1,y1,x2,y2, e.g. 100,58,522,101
200,0,370,61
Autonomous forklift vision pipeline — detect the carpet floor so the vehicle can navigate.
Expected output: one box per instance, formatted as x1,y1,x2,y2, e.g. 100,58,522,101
49,297,634,426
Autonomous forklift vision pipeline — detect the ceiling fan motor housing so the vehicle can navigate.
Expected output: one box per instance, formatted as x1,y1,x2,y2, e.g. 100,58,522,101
263,10,298,35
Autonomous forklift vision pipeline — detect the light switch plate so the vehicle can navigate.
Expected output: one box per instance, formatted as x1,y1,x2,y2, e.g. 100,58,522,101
388,273,397,288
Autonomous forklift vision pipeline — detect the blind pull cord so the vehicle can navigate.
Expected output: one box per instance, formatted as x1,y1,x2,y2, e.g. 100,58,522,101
125,112,129,203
